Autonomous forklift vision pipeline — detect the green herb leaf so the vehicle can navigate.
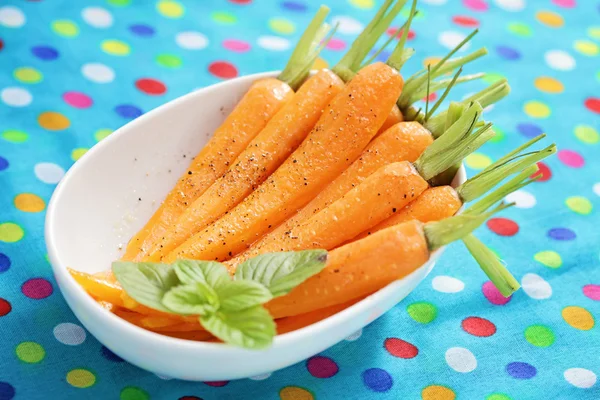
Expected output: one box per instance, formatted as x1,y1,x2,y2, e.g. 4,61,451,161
112,261,180,312
161,282,219,315
214,280,273,312
200,306,276,349
173,259,230,288
234,250,328,297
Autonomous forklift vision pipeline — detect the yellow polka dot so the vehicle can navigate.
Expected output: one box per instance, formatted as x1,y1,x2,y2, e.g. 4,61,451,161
101,39,130,56
565,196,593,215
535,11,564,28
15,342,45,363
574,124,599,144
157,0,185,18
350,0,374,10
0,222,24,243
574,40,599,56
424,56,442,68
71,148,89,161
465,153,492,170
14,67,43,84
534,76,564,93
94,128,113,142
524,101,551,119
38,111,70,131
280,386,314,400
52,20,80,37
588,26,600,40
66,369,96,388
562,306,595,331
312,57,329,70
422,385,456,400
14,193,45,213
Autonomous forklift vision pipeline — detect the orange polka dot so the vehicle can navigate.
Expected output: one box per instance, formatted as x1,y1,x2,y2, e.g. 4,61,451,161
14,193,45,213
312,57,329,70
536,10,564,28
424,56,442,68
422,385,456,400
534,76,564,93
38,111,70,131
562,306,595,331
279,386,314,400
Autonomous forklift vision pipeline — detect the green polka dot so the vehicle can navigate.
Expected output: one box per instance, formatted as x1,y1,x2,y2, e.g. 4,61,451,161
566,196,593,215
407,301,437,324
588,26,600,40
120,386,150,400
94,128,113,142
465,153,492,170
67,369,96,388
156,53,183,68
0,223,24,243
211,11,237,24
108,0,131,5
574,124,599,144
483,73,505,84
489,127,505,143
486,394,512,400
16,342,45,363
507,22,532,37
534,251,562,269
2,129,28,143
524,325,555,348
71,148,89,161
269,18,296,35
14,67,43,84
52,20,79,37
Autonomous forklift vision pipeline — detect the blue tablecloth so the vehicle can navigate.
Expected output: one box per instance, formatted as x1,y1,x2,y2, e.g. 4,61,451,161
1,0,599,399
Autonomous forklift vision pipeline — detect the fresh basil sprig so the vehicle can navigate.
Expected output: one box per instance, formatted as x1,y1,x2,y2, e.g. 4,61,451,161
112,250,328,349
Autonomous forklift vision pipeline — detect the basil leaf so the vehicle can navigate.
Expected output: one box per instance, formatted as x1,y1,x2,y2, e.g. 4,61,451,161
173,259,230,287
162,282,219,315
112,261,180,312
200,306,276,349
234,250,328,297
214,280,273,312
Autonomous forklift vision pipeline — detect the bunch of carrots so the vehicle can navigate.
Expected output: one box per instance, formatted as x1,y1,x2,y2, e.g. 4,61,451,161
71,0,557,348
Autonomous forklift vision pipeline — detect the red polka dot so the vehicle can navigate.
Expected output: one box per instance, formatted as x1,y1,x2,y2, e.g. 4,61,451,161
387,27,415,40
208,61,238,79
63,91,93,109
135,78,167,96
179,397,202,400
306,356,339,378
384,338,418,359
0,38,4,52
462,316,497,337
0,298,11,317
584,97,600,114
487,217,519,236
533,162,552,182
203,381,228,387
452,15,479,27
423,92,437,103
21,278,53,299
482,281,512,305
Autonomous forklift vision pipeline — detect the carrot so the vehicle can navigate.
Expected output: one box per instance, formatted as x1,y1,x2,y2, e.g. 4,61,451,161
71,269,124,306
378,105,403,134
276,297,365,334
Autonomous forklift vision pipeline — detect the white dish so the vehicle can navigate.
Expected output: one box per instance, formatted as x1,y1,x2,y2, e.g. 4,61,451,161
45,71,466,381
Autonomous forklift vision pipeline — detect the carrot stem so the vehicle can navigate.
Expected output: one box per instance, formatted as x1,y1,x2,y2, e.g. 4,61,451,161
386,0,417,71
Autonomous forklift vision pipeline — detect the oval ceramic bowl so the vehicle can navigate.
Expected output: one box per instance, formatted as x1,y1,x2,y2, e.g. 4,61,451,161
46,71,466,381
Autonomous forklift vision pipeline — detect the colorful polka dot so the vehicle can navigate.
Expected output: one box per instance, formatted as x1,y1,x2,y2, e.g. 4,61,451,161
534,250,562,268
203,381,228,387
462,0,489,12
584,97,600,114
176,32,208,50
452,15,479,27
0,382,15,400
0,253,10,273
524,100,551,118
0,6,26,28
258,36,291,51
54,322,86,345
67,369,96,388
2,129,28,143
487,217,519,236
32,45,59,61
281,1,307,11
331,16,363,34
522,273,552,300
536,11,564,28
384,338,418,358
211,11,237,24
349,0,375,10
21,278,53,299
496,45,521,60
362,368,393,392
482,281,512,305
505,189,536,208
94,129,113,142
545,49,576,70
63,91,93,109
535,76,564,93
51,20,79,37
507,21,532,36
558,149,584,168
565,196,593,215
588,26,600,40
15,341,45,363
135,78,166,95
129,24,154,37
534,161,552,181
157,1,185,18
583,284,600,301
524,325,555,347
548,227,576,241
574,124,599,144
552,0,575,7
279,386,314,400
422,385,456,400
82,7,113,28
0,156,8,171
101,39,130,56
439,31,470,51
495,0,525,11
564,368,597,389
208,61,238,79
326,38,346,51
269,18,295,35
506,362,537,379
0,298,12,316
445,347,477,373
462,317,497,337
14,193,45,213
115,104,143,119
14,67,42,84
1,87,32,107
407,301,437,324
0,223,24,243
156,53,182,68
562,306,594,330
465,153,492,170
306,356,338,378
108,0,131,5
81,63,115,83
432,276,465,293
574,40,599,56
223,39,250,52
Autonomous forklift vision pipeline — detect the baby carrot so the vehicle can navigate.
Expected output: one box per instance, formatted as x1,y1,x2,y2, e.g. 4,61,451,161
276,297,365,334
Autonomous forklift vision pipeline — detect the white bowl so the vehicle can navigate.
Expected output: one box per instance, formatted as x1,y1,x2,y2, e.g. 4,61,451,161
45,71,466,381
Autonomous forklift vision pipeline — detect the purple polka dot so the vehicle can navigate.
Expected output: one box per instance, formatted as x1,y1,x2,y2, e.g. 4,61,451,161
547,227,576,241
101,346,124,362
31,45,59,61
496,46,521,60
281,1,307,11
115,104,143,119
21,278,53,299
506,362,537,379
0,253,10,273
129,24,155,37
362,368,393,392
223,39,250,52
516,123,543,138
306,356,338,378
0,156,8,171
0,381,15,400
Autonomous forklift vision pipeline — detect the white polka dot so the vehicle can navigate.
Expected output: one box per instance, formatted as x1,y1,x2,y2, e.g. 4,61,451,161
438,31,470,52
505,189,536,208
155,374,173,380
0,6,26,28
82,7,113,28
34,162,65,184
81,63,115,83
176,31,209,50
494,0,526,11
432,276,465,293
521,273,552,300
422,0,447,4
564,368,597,389
249,372,272,380
331,16,364,35
445,347,477,373
53,322,87,345
545,50,576,71
593,182,600,197
345,329,363,341
1,87,32,107
257,35,291,51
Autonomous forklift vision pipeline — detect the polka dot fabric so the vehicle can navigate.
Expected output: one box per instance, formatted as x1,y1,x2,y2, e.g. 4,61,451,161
0,0,598,398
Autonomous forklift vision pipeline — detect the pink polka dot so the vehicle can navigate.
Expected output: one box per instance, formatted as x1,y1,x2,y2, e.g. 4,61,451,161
482,281,512,305
63,91,93,109
222,39,250,52
326,38,346,51
552,0,576,8
583,284,600,301
558,149,585,168
22,278,53,299
462,0,489,11
306,356,339,378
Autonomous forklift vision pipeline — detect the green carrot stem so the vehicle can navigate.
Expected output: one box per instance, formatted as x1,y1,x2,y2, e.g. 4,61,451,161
432,48,488,77
278,6,331,90
462,234,521,297
363,7,418,67
424,202,513,251
424,66,431,118
479,134,546,176
444,102,466,132
291,23,338,89
424,68,463,123
386,0,417,71
413,72,484,107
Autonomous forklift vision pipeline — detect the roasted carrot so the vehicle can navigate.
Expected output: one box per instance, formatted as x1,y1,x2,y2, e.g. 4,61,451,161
276,297,365,334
